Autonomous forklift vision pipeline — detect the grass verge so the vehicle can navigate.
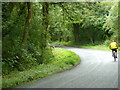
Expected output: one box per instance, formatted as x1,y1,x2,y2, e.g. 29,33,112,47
52,41,110,51
2,48,80,88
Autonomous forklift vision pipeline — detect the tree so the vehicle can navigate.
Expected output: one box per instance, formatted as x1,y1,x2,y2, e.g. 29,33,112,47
103,2,118,43
22,2,32,49
2,2,53,74
49,2,110,44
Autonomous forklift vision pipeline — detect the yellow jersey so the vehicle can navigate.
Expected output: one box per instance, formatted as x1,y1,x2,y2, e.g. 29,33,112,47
109,42,118,49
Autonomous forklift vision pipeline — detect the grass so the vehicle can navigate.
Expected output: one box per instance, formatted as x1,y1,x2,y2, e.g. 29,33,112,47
79,45,110,51
52,41,111,51
2,48,80,88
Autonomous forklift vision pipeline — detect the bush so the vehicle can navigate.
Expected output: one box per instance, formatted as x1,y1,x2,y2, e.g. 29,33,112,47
104,40,111,46
2,48,80,88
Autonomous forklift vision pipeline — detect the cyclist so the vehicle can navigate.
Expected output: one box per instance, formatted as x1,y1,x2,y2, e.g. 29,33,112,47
109,40,118,58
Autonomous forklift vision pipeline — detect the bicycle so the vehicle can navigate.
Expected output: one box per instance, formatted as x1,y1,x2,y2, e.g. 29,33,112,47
112,51,117,61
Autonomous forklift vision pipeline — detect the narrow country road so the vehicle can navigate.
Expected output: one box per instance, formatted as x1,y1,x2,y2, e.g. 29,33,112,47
16,46,118,88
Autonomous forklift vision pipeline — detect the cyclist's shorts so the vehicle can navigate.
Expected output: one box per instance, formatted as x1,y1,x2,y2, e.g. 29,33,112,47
112,49,117,52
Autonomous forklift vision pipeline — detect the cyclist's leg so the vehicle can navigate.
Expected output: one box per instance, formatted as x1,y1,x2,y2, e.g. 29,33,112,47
112,49,114,56
115,49,117,58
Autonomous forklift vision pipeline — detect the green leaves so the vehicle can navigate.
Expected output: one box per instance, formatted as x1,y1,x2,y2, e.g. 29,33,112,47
2,2,53,74
103,2,118,40
2,48,80,88
49,2,111,44
2,2,118,76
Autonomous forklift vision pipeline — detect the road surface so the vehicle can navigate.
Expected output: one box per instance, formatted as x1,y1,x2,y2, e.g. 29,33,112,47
16,46,118,88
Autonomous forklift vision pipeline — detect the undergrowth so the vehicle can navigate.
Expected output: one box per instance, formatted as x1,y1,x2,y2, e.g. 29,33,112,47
2,48,80,88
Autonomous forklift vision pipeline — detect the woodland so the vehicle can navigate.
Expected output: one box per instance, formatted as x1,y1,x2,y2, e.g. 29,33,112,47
2,2,119,75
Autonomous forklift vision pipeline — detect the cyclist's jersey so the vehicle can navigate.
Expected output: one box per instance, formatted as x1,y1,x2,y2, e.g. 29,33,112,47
109,42,118,49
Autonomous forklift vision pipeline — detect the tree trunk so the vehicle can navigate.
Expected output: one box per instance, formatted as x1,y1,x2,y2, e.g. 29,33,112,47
22,2,32,49
73,23,80,43
89,35,94,44
42,2,49,48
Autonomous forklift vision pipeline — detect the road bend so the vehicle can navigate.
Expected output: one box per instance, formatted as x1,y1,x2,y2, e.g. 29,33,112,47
16,46,118,88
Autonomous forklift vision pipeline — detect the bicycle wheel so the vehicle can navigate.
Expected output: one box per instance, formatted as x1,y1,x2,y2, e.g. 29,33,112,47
114,56,116,61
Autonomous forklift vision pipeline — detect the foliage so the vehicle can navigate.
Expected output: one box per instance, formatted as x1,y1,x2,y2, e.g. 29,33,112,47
2,48,80,88
2,1,118,77
103,2,118,42
2,2,53,74
2,2,27,74
49,2,112,44
49,4,73,42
